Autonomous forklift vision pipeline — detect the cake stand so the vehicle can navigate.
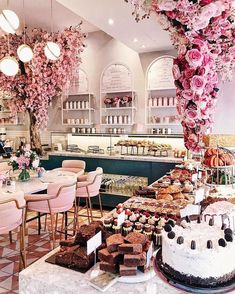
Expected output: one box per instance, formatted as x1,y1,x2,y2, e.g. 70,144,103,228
153,249,235,294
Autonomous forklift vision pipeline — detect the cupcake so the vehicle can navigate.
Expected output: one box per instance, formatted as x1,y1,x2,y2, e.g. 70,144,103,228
122,220,133,236
133,222,143,233
103,217,113,231
112,219,121,234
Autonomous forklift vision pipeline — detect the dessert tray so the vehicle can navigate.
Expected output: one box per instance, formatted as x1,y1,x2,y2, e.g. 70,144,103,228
154,249,235,294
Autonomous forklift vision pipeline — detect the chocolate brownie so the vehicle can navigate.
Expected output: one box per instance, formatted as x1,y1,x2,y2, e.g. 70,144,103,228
59,240,75,247
124,252,146,267
124,232,148,246
106,234,124,253
98,248,122,264
120,264,137,276
118,243,142,255
100,261,119,274
74,221,104,246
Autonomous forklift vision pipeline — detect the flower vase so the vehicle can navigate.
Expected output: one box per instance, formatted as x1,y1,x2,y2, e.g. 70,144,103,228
18,169,30,182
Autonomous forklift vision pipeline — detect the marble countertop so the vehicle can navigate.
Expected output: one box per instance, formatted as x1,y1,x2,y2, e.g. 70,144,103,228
19,249,184,294
46,151,182,164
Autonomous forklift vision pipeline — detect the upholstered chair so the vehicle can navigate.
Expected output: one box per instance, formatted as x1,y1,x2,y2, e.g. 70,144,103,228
75,167,103,226
25,182,76,248
0,191,26,270
53,160,86,176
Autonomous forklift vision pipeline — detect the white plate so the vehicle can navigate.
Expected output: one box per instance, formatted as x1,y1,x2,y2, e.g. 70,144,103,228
118,268,155,284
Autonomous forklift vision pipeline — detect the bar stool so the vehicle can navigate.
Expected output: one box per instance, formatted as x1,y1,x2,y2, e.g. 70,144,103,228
53,160,86,176
25,182,76,248
75,167,103,227
0,191,26,270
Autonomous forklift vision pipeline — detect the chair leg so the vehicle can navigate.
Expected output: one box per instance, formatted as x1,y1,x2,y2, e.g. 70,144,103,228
44,214,48,231
73,200,78,235
19,208,26,271
85,198,91,224
87,195,93,222
9,231,13,243
55,213,58,232
47,200,55,249
98,193,103,218
60,213,65,241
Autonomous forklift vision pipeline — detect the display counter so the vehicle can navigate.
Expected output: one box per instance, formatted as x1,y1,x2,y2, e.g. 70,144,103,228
19,248,181,294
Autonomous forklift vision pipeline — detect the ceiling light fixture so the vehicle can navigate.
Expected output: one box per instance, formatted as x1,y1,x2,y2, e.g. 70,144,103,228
108,18,114,25
17,0,33,63
141,45,146,48
44,0,60,61
1,35,19,76
133,38,138,43
0,9,19,34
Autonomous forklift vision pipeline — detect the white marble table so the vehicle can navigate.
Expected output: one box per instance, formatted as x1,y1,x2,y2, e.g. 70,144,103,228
19,249,184,294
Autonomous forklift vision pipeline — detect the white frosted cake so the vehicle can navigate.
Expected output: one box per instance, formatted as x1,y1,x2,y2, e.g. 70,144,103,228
203,201,235,230
161,220,235,286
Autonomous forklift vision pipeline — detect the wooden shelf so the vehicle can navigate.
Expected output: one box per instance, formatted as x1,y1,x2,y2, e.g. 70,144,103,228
101,107,136,110
147,106,176,109
101,123,134,126
62,108,95,111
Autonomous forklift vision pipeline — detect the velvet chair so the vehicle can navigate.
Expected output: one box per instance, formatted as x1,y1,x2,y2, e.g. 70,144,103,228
75,167,103,227
0,191,26,270
53,160,86,176
25,182,76,248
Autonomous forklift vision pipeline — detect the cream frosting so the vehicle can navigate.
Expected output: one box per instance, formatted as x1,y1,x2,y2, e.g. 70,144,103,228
162,221,235,279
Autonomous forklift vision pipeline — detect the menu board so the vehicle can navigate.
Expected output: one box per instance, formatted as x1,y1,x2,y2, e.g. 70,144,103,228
69,68,89,94
101,64,132,92
148,57,175,90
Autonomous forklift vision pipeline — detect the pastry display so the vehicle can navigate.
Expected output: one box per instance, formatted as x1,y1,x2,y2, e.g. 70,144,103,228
98,232,151,276
203,147,234,167
161,220,235,286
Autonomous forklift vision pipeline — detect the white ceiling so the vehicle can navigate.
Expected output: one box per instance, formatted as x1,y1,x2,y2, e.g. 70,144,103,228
1,0,98,34
56,0,173,53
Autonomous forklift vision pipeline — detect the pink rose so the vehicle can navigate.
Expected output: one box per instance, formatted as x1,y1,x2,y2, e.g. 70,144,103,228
156,14,171,30
192,38,206,48
193,17,209,31
186,109,198,119
191,75,205,93
172,64,181,80
185,118,196,129
184,68,195,78
182,90,194,100
185,49,203,68
182,79,190,90
200,3,217,20
158,0,176,11
213,1,226,17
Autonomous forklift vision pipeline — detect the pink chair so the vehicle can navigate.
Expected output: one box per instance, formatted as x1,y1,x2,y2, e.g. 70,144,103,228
53,160,86,176
0,191,26,270
75,167,103,226
25,182,76,248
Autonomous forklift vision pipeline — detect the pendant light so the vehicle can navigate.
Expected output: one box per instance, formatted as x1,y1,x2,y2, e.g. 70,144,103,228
17,0,33,63
0,35,19,76
0,9,19,34
44,0,60,61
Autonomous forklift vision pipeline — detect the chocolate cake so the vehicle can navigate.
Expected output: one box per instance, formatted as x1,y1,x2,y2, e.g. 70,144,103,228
106,234,124,253
100,261,119,274
124,232,148,246
75,221,104,246
124,252,146,267
98,248,122,264
118,243,142,255
119,264,137,276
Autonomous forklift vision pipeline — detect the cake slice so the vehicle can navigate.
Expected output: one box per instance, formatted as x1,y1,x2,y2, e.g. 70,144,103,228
120,264,137,276
124,232,147,246
106,234,124,253
100,261,119,274
124,252,146,267
98,248,122,264
118,243,142,254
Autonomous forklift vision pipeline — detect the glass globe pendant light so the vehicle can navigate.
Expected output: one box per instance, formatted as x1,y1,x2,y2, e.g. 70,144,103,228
44,0,60,61
17,0,33,63
0,34,19,76
0,9,19,34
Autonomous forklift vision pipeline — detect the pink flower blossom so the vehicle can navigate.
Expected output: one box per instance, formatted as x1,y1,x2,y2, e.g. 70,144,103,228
182,90,194,100
185,49,203,68
191,75,205,93
158,0,176,11
172,64,181,80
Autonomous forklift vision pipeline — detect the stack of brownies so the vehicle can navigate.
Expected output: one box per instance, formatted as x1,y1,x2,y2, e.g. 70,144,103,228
98,232,151,276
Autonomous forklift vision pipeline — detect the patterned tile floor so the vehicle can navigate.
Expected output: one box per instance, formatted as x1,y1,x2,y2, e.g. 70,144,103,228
0,208,109,293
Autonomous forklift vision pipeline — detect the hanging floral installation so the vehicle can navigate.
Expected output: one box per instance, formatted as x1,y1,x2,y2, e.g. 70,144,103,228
126,0,235,152
0,25,86,154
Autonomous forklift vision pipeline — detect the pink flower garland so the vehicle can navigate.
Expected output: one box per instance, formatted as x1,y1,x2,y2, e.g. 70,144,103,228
0,26,86,128
126,0,235,152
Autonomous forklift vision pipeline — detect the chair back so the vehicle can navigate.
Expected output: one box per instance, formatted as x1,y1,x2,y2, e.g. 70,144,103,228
86,167,103,197
61,160,86,173
0,191,25,234
47,182,76,212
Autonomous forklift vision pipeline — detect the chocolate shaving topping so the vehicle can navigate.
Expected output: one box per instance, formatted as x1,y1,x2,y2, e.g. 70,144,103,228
191,240,196,250
224,228,233,235
177,236,184,244
166,220,175,227
209,218,214,226
218,238,227,247
207,240,213,249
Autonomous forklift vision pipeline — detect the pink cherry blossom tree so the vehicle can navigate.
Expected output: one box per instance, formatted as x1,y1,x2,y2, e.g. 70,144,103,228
0,26,86,154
